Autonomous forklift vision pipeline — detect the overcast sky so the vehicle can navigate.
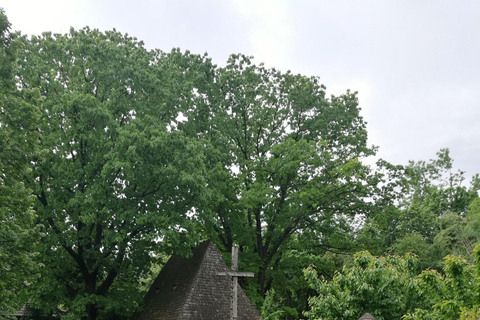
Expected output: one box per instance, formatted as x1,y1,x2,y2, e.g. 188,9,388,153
3,0,480,183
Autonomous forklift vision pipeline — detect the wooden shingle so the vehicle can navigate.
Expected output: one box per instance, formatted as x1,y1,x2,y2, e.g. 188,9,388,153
131,240,261,319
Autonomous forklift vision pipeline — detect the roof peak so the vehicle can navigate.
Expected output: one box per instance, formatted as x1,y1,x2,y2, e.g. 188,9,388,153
130,240,260,320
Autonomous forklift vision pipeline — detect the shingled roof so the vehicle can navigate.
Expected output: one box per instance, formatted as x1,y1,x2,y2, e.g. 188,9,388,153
131,240,261,320
358,313,377,320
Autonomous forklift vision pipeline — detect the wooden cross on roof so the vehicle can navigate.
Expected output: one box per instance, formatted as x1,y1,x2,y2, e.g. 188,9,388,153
217,246,254,320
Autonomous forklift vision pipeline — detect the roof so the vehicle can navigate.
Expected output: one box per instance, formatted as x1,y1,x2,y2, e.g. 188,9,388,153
358,313,377,320
131,240,261,320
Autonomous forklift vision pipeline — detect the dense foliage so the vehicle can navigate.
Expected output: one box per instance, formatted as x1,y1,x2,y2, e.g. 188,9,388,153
1,8,479,319
358,149,480,271
16,28,210,320
304,251,420,320
0,9,41,319
178,54,398,310
404,246,480,320
305,244,480,320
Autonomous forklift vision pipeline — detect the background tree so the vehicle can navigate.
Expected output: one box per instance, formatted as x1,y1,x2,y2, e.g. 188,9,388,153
0,8,41,319
358,149,479,271
16,29,211,320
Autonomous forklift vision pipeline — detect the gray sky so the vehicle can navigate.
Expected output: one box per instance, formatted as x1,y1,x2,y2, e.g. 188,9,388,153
3,0,480,183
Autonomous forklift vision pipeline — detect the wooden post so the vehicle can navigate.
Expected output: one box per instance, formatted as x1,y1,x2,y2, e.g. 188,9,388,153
217,246,254,320
232,246,239,319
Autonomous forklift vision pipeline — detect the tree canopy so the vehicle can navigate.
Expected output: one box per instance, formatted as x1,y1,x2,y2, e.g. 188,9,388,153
2,12,479,320
14,27,395,318
0,8,41,318
358,149,480,272
176,54,398,308
305,244,480,320
16,28,211,320
304,251,421,320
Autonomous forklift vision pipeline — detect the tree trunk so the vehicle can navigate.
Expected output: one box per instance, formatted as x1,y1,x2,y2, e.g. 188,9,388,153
257,267,266,298
83,272,97,320
84,303,97,320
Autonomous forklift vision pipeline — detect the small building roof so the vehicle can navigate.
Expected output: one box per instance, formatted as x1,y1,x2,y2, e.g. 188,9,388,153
131,240,261,320
358,313,377,320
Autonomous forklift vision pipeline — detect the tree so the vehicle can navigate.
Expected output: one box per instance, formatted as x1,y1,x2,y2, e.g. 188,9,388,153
403,245,480,320
16,28,211,320
305,246,480,320
260,233,352,319
304,251,421,320
430,197,480,266
0,8,41,319
358,149,479,271
179,55,394,307
463,198,480,254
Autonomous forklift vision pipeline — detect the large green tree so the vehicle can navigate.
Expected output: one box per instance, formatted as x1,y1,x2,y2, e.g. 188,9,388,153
17,29,211,320
180,55,394,308
0,8,41,318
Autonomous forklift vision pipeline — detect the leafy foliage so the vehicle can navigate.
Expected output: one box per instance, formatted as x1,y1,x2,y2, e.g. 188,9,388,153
179,55,395,312
4,13,479,319
403,245,480,319
358,149,480,271
304,251,420,320
306,245,480,320
16,28,211,320
0,8,41,319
